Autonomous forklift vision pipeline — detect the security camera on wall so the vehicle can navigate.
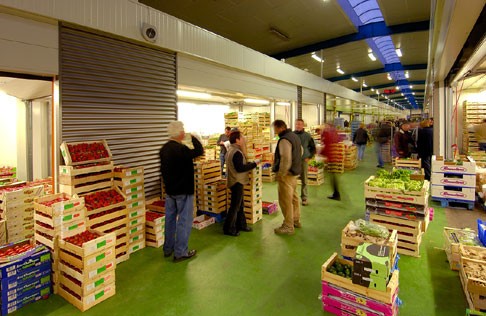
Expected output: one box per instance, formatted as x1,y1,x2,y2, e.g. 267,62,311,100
142,23,158,43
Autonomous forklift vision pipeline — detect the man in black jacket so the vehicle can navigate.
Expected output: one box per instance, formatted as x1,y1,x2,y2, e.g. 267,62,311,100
160,121,204,262
293,119,316,206
417,119,433,180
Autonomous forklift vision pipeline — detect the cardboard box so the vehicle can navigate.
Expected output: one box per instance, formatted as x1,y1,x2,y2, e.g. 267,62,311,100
0,246,50,279
354,243,392,278
192,215,215,230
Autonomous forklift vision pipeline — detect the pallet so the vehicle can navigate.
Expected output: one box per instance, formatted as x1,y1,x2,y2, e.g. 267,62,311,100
432,197,474,210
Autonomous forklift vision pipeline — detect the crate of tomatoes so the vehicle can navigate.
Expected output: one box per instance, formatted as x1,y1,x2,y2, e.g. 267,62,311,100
60,140,112,166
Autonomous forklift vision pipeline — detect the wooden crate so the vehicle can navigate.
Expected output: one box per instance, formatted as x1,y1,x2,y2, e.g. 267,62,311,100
88,209,129,233
461,256,486,296
245,211,262,224
59,270,115,297
84,187,127,216
340,221,397,260
364,176,430,205
58,281,116,312
59,180,114,197
59,245,115,272
128,240,145,254
58,230,116,257
369,213,422,238
321,253,399,305
113,166,144,179
59,164,113,186
60,140,112,166
1,184,44,204
34,193,85,217
394,158,422,169
397,233,423,257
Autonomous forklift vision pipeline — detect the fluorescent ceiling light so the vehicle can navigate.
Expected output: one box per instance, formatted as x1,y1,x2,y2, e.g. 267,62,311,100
396,49,402,57
412,92,416,95
276,101,291,106
409,85,413,88
177,90,211,99
368,53,377,61
362,82,367,87
371,88,375,92
376,90,379,94
244,98,270,105
396,86,400,90
405,71,410,79
387,73,392,80
311,53,324,63
351,77,358,82
401,93,404,96
336,68,345,74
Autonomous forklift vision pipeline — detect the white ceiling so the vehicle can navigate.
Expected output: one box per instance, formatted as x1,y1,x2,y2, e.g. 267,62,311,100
0,77,52,100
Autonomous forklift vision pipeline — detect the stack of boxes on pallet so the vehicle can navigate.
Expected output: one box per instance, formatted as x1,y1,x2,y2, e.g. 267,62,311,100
114,166,146,256
194,161,223,217
145,211,165,248
459,244,486,311
243,165,263,224
57,231,116,311
327,144,345,174
431,155,477,210
364,176,430,257
0,183,44,244
344,145,358,171
0,243,51,315
33,193,87,292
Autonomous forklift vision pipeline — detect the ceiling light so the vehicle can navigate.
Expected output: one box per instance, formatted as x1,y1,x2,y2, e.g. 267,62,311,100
412,92,416,95
371,88,375,92
405,71,409,79
276,101,291,106
409,85,413,88
244,98,270,105
269,27,290,41
311,52,324,63
177,90,212,99
376,90,379,94
336,68,345,75
362,82,368,87
368,53,377,61
387,73,392,80
351,77,358,82
396,49,402,57
396,86,400,90
401,93,404,96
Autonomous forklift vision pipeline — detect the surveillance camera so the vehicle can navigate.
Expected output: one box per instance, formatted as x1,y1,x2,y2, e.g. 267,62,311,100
142,23,158,43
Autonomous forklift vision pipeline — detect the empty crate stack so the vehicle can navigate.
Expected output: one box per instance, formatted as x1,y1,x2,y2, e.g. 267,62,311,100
201,180,227,216
194,160,222,214
114,166,146,256
306,161,324,186
462,102,486,153
0,183,44,243
364,173,430,257
431,155,476,210
34,193,87,293
58,230,117,311
0,242,52,315
145,211,165,248
244,165,263,224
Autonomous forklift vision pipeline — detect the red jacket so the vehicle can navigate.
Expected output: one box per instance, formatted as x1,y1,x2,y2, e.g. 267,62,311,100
320,126,339,159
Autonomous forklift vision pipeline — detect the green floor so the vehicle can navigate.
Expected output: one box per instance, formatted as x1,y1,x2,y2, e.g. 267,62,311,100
17,151,468,316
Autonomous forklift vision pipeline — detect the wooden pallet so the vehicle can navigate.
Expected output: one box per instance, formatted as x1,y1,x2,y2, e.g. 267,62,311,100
432,197,474,210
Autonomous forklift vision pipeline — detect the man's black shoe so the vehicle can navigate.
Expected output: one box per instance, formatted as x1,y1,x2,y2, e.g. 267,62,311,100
239,227,253,232
224,231,240,237
327,195,341,201
174,250,197,263
164,251,173,258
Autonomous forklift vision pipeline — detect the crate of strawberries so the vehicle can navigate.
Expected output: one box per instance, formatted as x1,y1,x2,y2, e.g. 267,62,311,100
34,193,85,217
59,230,116,258
83,188,126,215
0,239,37,264
60,140,112,166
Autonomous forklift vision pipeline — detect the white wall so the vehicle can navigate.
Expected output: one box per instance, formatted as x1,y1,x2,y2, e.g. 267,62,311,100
302,105,319,128
456,89,486,153
32,100,49,179
16,99,27,181
0,92,18,167
0,13,58,75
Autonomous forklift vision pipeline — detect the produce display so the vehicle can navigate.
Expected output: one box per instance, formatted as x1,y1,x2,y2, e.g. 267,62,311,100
67,142,110,163
39,196,70,207
308,160,324,171
347,219,389,241
0,242,34,261
64,231,100,247
463,260,486,285
146,211,164,222
368,169,423,191
84,189,125,211
326,261,353,279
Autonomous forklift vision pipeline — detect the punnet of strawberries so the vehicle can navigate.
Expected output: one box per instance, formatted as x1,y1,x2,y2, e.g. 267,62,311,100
67,142,109,163
64,231,100,247
84,189,125,211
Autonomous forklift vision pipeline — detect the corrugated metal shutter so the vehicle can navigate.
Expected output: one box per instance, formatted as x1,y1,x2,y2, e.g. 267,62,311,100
59,25,176,198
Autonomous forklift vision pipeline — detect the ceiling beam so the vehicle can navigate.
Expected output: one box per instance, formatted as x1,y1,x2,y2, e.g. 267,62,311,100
328,63,427,82
271,20,429,60
354,80,426,92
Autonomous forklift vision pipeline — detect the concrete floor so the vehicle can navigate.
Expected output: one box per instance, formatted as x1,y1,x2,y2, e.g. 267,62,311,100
16,149,472,316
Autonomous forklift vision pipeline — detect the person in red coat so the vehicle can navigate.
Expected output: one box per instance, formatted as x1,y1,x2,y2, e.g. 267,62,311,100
320,124,341,200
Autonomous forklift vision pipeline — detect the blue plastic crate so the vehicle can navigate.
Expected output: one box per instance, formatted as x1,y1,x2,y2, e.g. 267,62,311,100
1,264,51,292
478,219,486,247
0,246,50,280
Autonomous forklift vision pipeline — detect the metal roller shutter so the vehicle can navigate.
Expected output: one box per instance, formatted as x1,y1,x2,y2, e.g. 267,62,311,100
60,25,176,198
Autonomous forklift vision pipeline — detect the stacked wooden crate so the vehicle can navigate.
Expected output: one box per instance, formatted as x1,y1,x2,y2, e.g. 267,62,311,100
262,165,276,183
327,144,345,173
194,160,221,212
58,230,117,311
244,165,263,224
200,180,227,215
381,143,392,163
34,193,87,293
431,155,476,210
114,166,146,256
462,102,486,153
30,177,54,195
305,163,324,186
344,145,358,171
459,244,486,311
364,176,430,257
224,112,239,128
0,183,44,243
145,211,165,248
0,166,16,185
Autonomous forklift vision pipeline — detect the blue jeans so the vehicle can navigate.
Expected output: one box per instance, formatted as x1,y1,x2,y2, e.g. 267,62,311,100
220,152,226,177
164,194,194,258
375,142,384,167
357,144,366,160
